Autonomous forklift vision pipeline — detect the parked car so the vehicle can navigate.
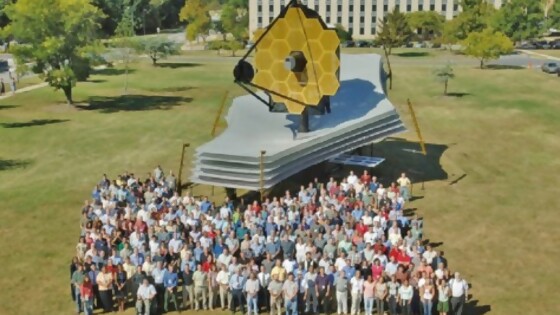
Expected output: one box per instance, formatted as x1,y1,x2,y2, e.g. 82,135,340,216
535,41,552,49
341,40,355,48
357,41,370,47
518,42,537,49
542,62,559,74
552,41,560,49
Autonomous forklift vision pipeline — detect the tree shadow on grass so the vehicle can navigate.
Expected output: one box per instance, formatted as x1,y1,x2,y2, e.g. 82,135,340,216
446,92,470,98
92,68,137,76
485,64,525,70
395,51,430,57
78,95,192,113
88,79,107,83
0,159,32,171
1,119,69,128
155,62,202,69
0,105,18,110
147,86,197,93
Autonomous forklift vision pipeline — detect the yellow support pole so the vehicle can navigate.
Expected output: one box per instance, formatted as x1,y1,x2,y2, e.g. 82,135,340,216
259,150,266,200
211,91,230,138
407,99,427,156
177,143,190,195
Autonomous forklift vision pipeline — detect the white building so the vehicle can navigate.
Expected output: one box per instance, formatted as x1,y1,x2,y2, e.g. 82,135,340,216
249,0,505,40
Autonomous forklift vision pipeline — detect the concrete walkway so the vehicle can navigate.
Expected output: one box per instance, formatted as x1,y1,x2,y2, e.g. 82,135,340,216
0,82,48,100
518,49,560,61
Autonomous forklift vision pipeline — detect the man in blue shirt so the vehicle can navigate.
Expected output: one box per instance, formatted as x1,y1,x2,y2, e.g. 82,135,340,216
342,259,356,279
163,265,179,313
229,267,246,314
200,196,212,213
214,238,225,257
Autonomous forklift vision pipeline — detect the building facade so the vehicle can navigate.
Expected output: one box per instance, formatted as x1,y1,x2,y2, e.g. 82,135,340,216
249,0,505,40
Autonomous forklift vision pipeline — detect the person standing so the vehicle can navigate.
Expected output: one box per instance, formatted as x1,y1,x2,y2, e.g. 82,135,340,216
217,264,231,310
437,279,451,315
181,264,195,310
374,276,387,315
316,266,331,315
9,73,15,95
335,270,349,315
396,173,411,202
131,266,145,306
97,265,114,313
245,272,260,315
350,270,363,315
136,278,156,315
398,279,413,315
0,78,5,95
362,275,375,315
163,264,180,313
449,273,468,315
80,275,94,315
152,262,166,312
193,263,209,310
268,273,283,315
420,278,435,315
258,265,271,313
71,263,86,314
230,267,246,315
208,264,219,310
87,263,101,309
283,273,298,315
114,264,128,312
387,275,400,315
304,265,318,314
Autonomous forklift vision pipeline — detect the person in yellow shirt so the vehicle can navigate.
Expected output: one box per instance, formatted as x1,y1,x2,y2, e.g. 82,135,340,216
396,172,412,201
270,259,286,282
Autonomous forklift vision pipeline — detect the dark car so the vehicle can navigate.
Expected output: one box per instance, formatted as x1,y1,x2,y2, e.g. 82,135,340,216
535,41,552,49
552,41,560,49
518,43,537,49
341,40,355,48
542,62,559,74
357,41,370,47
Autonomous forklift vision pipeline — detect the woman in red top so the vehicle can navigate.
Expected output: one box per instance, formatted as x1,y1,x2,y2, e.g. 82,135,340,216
371,258,384,280
202,254,215,272
250,200,261,215
80,275,94,315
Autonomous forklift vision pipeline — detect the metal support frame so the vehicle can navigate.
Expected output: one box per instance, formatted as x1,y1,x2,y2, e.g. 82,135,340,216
407,98,427,156
259,150,266,200
177,143,190,195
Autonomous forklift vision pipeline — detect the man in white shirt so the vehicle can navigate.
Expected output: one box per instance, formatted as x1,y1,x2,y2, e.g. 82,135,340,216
245,272,260,315
422,245,437,265
350,271,364,315
217,249,232,267
347,171,358,186
449,272,469,315
216,264,231,310
136,278,156,315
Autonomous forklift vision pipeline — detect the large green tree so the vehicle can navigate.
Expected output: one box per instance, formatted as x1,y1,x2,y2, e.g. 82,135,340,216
5,0,103,104
113,5,137,94
377,7,412,90
462,28,514,69
335,24,352,41
407,11,445,41
179,0,210,42
220,0,248,41
136,37,180,64
493,0,544,43
453,0,497,40
545,0,560,30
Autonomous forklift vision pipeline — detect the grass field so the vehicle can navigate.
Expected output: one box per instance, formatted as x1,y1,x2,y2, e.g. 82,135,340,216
0,50,559,315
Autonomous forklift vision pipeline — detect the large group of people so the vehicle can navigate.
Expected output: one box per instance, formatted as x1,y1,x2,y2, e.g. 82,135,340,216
71,165,470,315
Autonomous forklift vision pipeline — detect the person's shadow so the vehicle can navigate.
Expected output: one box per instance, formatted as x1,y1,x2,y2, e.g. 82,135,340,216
466,297,492,314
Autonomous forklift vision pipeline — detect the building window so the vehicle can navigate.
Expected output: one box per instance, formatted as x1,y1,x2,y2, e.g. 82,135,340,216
442,4,446,11
407,4,411,11
372,27,376,34
258,5,262,12
350,5,354,12
338,5,342,11
395,5,400,11
337,16,341,23
349,28,353,35
383,5,388,11
360,27,364,35
454,4,459,11
430,4,435,10
258,17,262,23
270,17,273,23
360,5,365,11
373,4,377,11
326,5,331,12
360,16,365,22
280,5,285,10
349,16,353,23
418,4,423,11
269,5,273,12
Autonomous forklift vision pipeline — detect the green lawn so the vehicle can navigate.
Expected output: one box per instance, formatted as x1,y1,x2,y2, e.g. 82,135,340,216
0,53,559,314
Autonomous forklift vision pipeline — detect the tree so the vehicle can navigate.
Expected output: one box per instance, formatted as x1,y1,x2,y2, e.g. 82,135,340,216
493,0,544,43
136,37,180,64
220,0,249,41
453,0,497,40
407,11,445,41
438,19,462,49
433,63,455,95
5,0,103,104
179,0,211,42
377,7,412,90
113,5,137,94
223,40,243,56
335,24,352,41
462,29,514,69
545,0,560,30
